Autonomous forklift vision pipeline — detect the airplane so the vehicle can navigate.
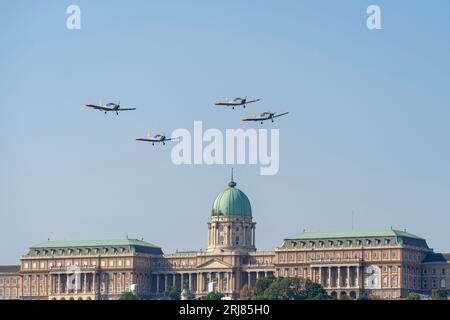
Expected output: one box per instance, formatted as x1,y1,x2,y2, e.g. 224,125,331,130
214,96,260,109
135,131,182,146
84,100,136,115
242,111,289,124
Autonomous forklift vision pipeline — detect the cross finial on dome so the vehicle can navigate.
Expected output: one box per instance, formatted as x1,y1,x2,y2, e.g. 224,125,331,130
228,168,236,188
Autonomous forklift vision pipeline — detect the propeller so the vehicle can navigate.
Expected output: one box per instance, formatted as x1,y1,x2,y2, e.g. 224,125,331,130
146,130,152,139
99,98,103,107
224,94,230,102
251,110,257,117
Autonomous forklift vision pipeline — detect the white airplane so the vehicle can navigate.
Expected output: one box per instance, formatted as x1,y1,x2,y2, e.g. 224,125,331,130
242,111,289,124
135,131,181,146
84,100,136,115
214,96,260,109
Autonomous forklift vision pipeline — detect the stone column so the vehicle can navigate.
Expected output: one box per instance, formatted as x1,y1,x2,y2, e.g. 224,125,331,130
327,267,331,288
318,267,322,286
337,267,341,288
92,273,96,294
347,266,351,288
196,273,201,294
156,275,160,293
356,266,360,287
83,273,87,293
188,273,192,291
164,274,168,292
252,226,256,246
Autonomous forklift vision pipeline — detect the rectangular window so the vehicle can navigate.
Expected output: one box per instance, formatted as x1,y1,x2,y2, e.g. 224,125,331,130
392,276,398,286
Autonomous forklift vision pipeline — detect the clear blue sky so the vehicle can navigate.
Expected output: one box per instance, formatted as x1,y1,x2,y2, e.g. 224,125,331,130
1,1,449,263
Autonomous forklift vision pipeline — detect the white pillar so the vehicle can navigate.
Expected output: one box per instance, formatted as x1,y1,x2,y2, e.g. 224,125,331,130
347,266,351,288
356,267,360,287
337,267,341,288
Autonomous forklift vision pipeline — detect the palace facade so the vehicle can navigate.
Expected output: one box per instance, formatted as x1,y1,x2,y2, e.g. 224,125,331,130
0,176,449,300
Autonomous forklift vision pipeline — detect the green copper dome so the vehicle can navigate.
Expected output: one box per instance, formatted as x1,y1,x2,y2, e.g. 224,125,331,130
212,175,252,217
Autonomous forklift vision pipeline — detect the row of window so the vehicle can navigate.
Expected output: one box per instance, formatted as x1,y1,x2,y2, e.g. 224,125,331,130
423,278,446,289
23,259,132,269
32,247,129,256
423,268,446,275
279,251,399,262
288,238,393,248
0,278,17,285
0,288,18,297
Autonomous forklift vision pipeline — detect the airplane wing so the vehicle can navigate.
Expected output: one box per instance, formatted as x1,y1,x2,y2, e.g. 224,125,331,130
117,108,137,111
273,112,289,118
85,104,110,111
242,117,262,122
245,99,261,104
136,138,159,142
214,102,236,106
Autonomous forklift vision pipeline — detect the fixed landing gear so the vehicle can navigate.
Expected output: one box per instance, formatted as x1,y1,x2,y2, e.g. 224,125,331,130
105,111,107,114
152,143,155,146
163,142,166,146
232,106,235,110
261,121,264,125
116,111,119,115
271,119,274,123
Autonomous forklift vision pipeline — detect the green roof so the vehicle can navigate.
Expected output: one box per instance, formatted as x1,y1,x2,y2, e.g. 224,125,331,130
285,229,424,241
31,238,161,249
212,178,252,217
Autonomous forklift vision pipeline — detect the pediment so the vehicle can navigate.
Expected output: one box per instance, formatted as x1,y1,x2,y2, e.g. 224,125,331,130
196,259,232,270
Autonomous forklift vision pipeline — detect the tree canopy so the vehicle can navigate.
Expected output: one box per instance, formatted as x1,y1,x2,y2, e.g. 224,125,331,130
201,291,225,300
251,277,330,300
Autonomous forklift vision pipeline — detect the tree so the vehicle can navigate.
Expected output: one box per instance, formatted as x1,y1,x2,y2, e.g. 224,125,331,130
201,291,224,300
119,291,139,300
252,276,275,297
251,277,330,300
406,292,421,300
164,286,181,300
431,288,447,300
303,279,329,300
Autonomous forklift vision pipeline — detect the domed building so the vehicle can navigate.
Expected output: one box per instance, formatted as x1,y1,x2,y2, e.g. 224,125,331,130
208,173,256,253
10,171,449,301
